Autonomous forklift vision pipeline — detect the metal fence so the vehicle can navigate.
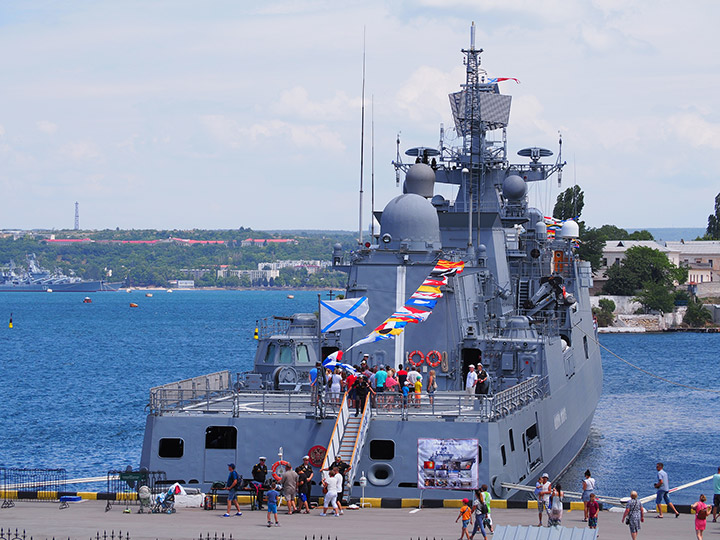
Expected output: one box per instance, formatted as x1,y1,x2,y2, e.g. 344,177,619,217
104,470,166,512
0,468,67,508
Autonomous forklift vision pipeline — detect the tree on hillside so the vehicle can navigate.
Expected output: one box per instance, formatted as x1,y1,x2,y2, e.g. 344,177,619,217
578,225,654,272
553,185,584,222
706,192,720,240
603,246,687,313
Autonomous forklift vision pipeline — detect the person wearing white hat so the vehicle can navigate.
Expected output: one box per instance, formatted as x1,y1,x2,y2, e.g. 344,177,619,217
536,473,552,527
466,365,477,402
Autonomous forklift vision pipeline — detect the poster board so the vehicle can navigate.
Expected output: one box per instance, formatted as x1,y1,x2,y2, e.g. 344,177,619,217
417,438,479,490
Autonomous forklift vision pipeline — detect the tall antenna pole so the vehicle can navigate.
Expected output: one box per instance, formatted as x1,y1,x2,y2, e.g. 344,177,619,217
371,95,375,239
358,28,366,245
74,202,79,230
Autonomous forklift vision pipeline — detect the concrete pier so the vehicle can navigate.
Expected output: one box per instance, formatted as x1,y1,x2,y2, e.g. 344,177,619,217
0,499,705,540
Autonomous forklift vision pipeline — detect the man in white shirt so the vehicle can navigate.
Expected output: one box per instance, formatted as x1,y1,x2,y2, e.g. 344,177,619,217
537,473,552,527
465,365,477,396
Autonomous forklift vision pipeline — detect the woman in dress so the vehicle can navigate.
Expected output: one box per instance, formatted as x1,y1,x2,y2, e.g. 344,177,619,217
549,483,564,527
622,491,645,540
691,494,709,540
582,469,597,521
330,368,342,403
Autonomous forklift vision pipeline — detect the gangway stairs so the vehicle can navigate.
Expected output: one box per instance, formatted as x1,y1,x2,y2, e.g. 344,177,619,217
321,392,371,502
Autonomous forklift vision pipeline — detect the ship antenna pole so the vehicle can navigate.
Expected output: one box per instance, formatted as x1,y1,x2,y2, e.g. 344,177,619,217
371,95,375,239
358,28,367,245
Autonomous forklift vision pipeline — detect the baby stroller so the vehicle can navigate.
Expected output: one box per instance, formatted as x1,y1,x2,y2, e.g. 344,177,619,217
152,484,180,514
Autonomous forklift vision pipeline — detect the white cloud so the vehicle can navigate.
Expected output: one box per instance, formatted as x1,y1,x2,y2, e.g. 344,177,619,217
272,87,356,121
200,115,345,152
59,142,102,162
36,121,58,134
394,66,463,124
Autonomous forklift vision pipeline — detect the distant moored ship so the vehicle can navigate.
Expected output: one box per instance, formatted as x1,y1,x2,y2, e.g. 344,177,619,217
0,254,122,292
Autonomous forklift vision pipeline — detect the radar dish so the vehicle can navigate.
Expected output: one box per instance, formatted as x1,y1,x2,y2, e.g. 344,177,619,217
518,147,553,161
405,147,440,157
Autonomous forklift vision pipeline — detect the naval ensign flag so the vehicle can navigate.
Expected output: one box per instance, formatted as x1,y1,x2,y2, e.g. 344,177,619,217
319,296,369,332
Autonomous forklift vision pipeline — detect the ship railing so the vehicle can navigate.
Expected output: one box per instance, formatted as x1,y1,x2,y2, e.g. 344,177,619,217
370,375,547,421
232,390,334,417
257,317,291,339
149,371,234,415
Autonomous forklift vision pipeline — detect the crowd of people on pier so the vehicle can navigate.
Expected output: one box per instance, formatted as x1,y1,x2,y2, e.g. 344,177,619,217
222,453,719,539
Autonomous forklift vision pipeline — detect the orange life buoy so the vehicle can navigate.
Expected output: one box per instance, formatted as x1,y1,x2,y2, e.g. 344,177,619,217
407,350,424,367
426,350,442,368
271,460,291,481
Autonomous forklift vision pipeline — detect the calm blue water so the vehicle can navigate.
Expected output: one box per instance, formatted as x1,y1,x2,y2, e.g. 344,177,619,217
0,291,717,504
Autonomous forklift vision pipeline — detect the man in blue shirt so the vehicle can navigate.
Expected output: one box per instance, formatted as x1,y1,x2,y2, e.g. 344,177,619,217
224,463,243,517
654,462,679,518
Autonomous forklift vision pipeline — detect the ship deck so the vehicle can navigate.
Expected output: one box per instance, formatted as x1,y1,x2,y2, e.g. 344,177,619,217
148,372,547,422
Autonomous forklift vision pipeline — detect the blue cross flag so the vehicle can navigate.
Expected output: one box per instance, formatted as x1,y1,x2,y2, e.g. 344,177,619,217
319,296,369,333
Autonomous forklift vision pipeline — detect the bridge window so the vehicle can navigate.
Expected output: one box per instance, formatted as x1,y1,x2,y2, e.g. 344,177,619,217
205,426,237,449
278,346,293,365
296,344,311,364
158,438,184,458
369,439,395,460
264,343,277,364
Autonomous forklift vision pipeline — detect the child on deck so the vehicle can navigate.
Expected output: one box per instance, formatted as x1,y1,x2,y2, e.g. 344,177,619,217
266,484,280,527
456,498,473,540
414,377,422,407
587,492,599,530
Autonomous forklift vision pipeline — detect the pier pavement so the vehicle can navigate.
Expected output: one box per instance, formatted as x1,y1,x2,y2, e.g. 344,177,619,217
0,500,705,540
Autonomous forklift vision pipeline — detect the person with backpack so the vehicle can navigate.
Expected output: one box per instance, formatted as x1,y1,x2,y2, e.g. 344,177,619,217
223,463,243,517
470,486,492,539
692,494,710,540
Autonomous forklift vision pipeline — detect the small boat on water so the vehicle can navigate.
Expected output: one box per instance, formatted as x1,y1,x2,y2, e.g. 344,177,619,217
166,289,173,293
287,294,295,299
83,297,92,304
145,293,153,297
129,303,139,308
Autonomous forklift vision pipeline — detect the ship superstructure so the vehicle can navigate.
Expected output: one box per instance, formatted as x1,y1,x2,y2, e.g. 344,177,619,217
140,25,602,502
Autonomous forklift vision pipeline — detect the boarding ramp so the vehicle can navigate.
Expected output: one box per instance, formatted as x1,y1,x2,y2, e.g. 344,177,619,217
320,392,372,501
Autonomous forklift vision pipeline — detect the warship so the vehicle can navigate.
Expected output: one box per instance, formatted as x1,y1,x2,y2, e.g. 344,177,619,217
0,254,122,292
140,25,602,502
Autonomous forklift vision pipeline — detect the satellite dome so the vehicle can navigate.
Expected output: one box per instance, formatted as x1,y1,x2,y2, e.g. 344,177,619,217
502,175,527,201
380,193,441,251
559,220,580,239
404,163,435,198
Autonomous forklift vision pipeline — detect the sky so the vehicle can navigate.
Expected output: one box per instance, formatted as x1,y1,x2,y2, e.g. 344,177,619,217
1,1,718,232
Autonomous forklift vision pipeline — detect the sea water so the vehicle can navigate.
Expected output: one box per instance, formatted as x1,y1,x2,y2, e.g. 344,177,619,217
0,291,717,504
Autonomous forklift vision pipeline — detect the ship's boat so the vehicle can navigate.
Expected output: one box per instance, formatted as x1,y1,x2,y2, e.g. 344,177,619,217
140,25,602,503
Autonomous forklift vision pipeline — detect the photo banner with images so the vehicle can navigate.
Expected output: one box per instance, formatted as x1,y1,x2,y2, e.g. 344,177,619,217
417,438,479,490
